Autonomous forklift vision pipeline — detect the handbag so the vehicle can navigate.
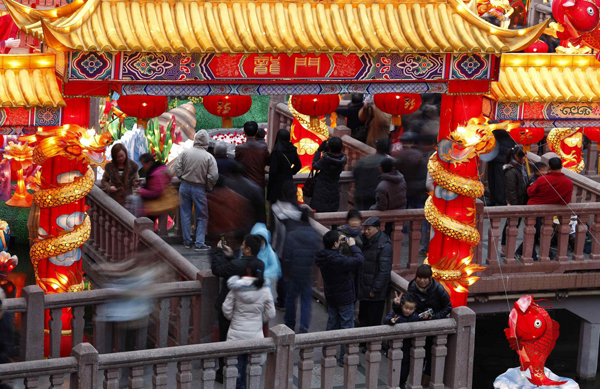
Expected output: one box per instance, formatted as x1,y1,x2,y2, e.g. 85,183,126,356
144,185,180,216
302,170,317,197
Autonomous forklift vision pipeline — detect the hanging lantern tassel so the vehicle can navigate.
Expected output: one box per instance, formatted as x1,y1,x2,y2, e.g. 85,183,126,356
222,117,233,128
392,115,402,127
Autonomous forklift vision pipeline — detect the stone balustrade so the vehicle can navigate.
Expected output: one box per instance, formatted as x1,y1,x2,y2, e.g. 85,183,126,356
2,277,217,362
0,308,476,389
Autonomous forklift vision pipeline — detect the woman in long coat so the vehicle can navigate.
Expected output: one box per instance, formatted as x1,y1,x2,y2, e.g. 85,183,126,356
266,130,301,204
310,136,347,212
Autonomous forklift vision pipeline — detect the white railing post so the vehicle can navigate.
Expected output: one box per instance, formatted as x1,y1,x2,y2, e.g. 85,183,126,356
20,285,45,361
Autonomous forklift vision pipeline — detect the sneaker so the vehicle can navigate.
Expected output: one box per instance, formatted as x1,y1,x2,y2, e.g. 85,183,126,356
337,359,344,368
194,244,211,252
183,242,192,249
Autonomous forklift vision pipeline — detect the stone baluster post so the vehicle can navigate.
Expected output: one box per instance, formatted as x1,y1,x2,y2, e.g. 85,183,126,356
133,217,154,252
20,285,45,361
197,270,218,343
445,307,476,389
70,343,99,389
266,325,295,389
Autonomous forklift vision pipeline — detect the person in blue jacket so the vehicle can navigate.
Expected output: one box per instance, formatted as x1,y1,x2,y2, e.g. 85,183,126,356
250,223,282,298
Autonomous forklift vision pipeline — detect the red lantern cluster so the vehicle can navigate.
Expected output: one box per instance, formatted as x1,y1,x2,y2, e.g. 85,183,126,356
117,95,168,119
524,40,549,53
203,95,252,128
585,127,600,143
374,93,422,126
291,95,340,128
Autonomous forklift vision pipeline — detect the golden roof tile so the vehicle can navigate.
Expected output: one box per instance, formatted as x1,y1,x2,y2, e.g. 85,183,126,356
5,0,548,54
491,54,600,103
0,54,65,108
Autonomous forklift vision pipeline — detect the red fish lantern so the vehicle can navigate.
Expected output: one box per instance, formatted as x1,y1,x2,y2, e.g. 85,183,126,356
373,93,422,126
524,40,549,53
505,295,566,386
203,95,252,128
553,0,600,60
585,127,600,174
117,95,168,119
291,95,340,130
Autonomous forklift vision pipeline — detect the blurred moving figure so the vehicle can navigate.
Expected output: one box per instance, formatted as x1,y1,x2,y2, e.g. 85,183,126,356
267,130,301,204
352,139,388,210
235,121,270,189
311,137,347,213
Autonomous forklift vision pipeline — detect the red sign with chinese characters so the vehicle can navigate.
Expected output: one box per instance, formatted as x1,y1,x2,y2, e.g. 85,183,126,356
239,54,333,79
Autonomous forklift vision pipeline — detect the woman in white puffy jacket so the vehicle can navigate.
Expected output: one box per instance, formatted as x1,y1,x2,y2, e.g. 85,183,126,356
223,258,276,389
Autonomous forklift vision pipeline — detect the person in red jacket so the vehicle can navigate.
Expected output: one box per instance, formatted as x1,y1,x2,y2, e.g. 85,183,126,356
526,157,573,205
516,157,573,261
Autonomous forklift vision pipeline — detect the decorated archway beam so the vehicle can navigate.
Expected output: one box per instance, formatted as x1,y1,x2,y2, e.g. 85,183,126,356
64,51,502,84
6,0,547,54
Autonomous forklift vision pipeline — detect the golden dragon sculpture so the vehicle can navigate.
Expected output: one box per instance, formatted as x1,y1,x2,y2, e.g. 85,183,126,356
547,127,585,174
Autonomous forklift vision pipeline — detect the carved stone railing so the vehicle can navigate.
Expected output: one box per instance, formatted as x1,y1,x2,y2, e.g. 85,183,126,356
2,276,217,362
0,309,476,389
86,185,201,282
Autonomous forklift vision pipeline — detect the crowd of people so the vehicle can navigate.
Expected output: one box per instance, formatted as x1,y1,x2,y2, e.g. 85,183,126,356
91,95,581,389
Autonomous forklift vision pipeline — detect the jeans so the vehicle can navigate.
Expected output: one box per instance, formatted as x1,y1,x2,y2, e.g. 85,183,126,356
326,303,355,361
237,354,248,389
179,182,208,247
284,279,312,333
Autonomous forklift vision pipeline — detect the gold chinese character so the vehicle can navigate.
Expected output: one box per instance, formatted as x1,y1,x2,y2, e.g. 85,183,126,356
269,57,281,75
254,57,270,75
217,102,231,115
294,57,321,74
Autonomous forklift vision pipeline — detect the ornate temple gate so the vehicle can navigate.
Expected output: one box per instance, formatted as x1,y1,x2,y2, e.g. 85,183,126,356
5,0,549,315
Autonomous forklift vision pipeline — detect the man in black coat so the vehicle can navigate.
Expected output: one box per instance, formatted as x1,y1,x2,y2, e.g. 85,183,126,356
358,217,393,329
316,229,364,365
405,264,453,380
282,210,321,333
211,234,263,381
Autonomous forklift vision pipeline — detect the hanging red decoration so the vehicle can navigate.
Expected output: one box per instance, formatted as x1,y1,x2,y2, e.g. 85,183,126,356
374,93,422,126
585,127,600,174
508,127,545,146
291,95,340,129
203,95,252,128
524,40,549,53
117,95,168,119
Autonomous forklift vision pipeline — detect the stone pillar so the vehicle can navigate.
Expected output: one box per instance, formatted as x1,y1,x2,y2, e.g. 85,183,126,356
71,343,99,389
445,306,476,389
265,325,295,389
20,285,45,361
332,125,351,138
133,217,154,251
89,97,102,132
267,95,286,151
577,320,600,379
197,269,219,343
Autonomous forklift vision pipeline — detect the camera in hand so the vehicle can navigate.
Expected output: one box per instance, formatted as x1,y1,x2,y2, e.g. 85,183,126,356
418,308,433,319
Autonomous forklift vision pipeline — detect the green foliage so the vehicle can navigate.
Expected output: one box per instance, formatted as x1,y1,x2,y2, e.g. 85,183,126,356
0,190,33,245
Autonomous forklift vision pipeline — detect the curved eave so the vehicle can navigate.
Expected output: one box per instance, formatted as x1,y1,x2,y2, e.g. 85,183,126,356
491,54,600,103
4,0,90,28
10,0,548,54
0,55,65,108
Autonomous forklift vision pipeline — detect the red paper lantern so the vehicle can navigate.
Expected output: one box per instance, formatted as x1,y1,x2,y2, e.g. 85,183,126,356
373,93,422,126
508,127,545,145
203,95,252,128
117,95,168,119
585,127,600,143
524,40,549,53
291,95,340,128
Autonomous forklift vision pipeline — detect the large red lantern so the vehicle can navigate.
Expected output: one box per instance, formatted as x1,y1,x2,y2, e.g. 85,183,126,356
524,40,549,53
203,95,252,128
585,127,600,174
291,95,340,129
508,127,545,149
117,95,168,119
374,93,422,126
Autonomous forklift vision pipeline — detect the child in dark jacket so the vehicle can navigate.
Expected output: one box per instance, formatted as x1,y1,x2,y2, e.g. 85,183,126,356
383,293,420,389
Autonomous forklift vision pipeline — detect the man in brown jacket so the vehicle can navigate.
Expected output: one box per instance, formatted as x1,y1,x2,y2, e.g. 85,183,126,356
234,121,270,189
